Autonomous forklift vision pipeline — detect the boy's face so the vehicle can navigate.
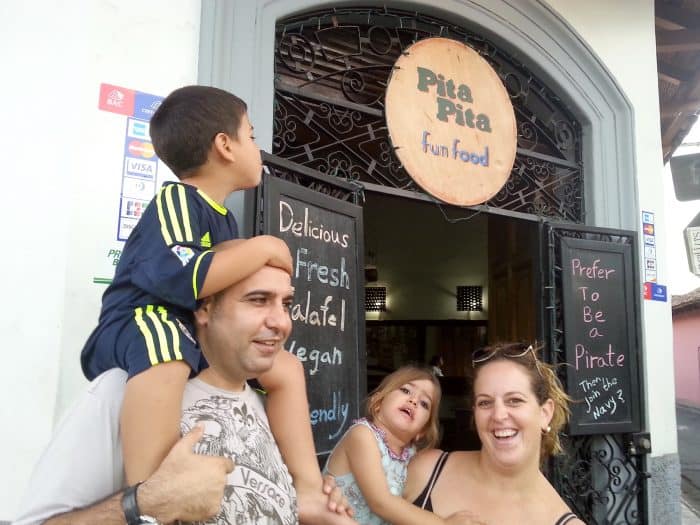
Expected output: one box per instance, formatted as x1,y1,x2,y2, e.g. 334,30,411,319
229,113,263,189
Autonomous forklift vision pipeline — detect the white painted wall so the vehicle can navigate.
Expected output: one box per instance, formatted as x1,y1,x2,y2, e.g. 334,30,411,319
0,0,674,519
547,0,678,457
0,0,201,518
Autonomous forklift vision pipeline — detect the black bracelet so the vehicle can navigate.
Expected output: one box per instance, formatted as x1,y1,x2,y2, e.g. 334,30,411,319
121,481,144,525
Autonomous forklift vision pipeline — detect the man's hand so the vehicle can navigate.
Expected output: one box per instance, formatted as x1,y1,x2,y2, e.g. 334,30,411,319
138,424,234,523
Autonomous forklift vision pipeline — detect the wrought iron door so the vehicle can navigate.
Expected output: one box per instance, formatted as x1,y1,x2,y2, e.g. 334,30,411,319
271,6,649,521
543,223,649,525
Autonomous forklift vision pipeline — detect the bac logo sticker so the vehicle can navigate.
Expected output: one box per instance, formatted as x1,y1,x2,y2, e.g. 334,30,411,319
98,83,135,115
171,245,195,266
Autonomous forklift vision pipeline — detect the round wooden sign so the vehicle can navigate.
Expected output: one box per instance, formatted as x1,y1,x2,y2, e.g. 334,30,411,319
385,38,517,206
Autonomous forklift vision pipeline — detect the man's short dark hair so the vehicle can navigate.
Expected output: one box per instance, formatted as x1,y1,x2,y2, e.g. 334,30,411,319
150,85,248,179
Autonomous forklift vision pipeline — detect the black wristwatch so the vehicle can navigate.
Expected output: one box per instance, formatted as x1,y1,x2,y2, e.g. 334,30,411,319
121,482,161,525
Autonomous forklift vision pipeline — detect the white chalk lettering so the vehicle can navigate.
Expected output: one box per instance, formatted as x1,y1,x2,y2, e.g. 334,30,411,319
295,247,350,289
288,340,343,375
290,291,346,331
279,201,350,248
309,390,349,439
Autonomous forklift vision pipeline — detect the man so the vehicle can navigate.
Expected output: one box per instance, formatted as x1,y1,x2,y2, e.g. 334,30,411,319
14,265,353,525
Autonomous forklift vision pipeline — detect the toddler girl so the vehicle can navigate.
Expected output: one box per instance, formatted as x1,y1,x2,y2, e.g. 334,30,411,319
325,366,471,525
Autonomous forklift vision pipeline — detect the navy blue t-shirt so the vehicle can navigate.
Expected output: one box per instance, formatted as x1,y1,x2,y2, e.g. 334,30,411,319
81,181,238,380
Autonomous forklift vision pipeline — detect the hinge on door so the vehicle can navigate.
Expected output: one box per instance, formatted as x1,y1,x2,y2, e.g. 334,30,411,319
625,432,651,456
257,167,270,234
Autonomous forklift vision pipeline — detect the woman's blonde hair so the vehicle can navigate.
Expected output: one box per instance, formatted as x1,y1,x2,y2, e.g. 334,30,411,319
470,342,571,460
365,365,442,450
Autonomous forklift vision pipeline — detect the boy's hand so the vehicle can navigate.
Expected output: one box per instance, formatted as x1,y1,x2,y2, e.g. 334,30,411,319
212,238,245,252
260,235,293,275
212,236,292,275
297,476,357,525
322,474,353,517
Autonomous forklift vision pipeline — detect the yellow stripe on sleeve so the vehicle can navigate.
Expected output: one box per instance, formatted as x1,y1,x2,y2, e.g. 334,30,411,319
192,250,213,300
164,185,184,242
177,184,193,243
134,307,159,366
157,307,183,361
145,305,171,362
156,188,174,246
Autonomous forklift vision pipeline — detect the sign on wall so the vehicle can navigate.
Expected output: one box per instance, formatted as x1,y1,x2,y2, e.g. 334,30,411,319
385,38,517,206
685,211,700,276
262,175,364,455
98,82,165,242
560,237,642,435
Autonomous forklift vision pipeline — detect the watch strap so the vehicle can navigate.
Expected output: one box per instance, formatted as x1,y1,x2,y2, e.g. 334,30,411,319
121,481,144,525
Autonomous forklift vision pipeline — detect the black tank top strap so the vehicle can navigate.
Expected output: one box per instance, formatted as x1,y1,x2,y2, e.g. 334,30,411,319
554,511,578,525
413,451,451,511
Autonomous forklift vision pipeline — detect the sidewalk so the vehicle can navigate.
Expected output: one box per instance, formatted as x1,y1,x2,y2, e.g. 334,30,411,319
678,404,700,516
683,498,700,525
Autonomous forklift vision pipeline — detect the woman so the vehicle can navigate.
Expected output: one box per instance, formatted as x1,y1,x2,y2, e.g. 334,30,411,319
404,343,584,525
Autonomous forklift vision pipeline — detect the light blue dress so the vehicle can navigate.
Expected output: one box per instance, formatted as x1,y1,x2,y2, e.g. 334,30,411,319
323,419,415,525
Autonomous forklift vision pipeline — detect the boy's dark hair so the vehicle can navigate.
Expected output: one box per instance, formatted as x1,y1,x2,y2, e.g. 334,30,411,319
150,85,248,179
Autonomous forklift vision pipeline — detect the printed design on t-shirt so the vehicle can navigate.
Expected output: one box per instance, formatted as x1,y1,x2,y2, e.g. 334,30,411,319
171,245,196,266
181,392,296,525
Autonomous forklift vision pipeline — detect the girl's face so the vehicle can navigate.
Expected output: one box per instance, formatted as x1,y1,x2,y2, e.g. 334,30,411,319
473,360,553,470
376,379,436,444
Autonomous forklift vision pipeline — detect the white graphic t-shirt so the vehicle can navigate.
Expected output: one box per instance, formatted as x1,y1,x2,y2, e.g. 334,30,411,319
180,378,297,525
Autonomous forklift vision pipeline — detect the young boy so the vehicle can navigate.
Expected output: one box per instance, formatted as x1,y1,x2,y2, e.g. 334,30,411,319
81,85,295,485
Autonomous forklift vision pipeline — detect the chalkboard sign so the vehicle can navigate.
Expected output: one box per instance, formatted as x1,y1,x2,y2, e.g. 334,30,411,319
560,236,641,435
262,175,365,454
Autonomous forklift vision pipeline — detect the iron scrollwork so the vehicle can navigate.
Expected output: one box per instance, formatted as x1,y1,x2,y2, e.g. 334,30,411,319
545,227,647,524
274,6,583,222
271,7,644,523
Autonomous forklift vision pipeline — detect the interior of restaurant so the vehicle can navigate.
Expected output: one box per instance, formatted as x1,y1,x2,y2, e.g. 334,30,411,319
362,191,540,450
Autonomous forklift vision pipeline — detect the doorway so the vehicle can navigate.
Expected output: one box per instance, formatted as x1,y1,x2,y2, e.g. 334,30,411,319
362,191,540,450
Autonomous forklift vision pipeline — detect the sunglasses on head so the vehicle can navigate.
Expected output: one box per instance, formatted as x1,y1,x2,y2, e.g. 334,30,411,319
472,343,535,366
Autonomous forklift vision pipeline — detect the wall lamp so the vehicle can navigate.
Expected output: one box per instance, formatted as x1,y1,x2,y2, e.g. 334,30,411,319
457,285,483,311
365,286,387,312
